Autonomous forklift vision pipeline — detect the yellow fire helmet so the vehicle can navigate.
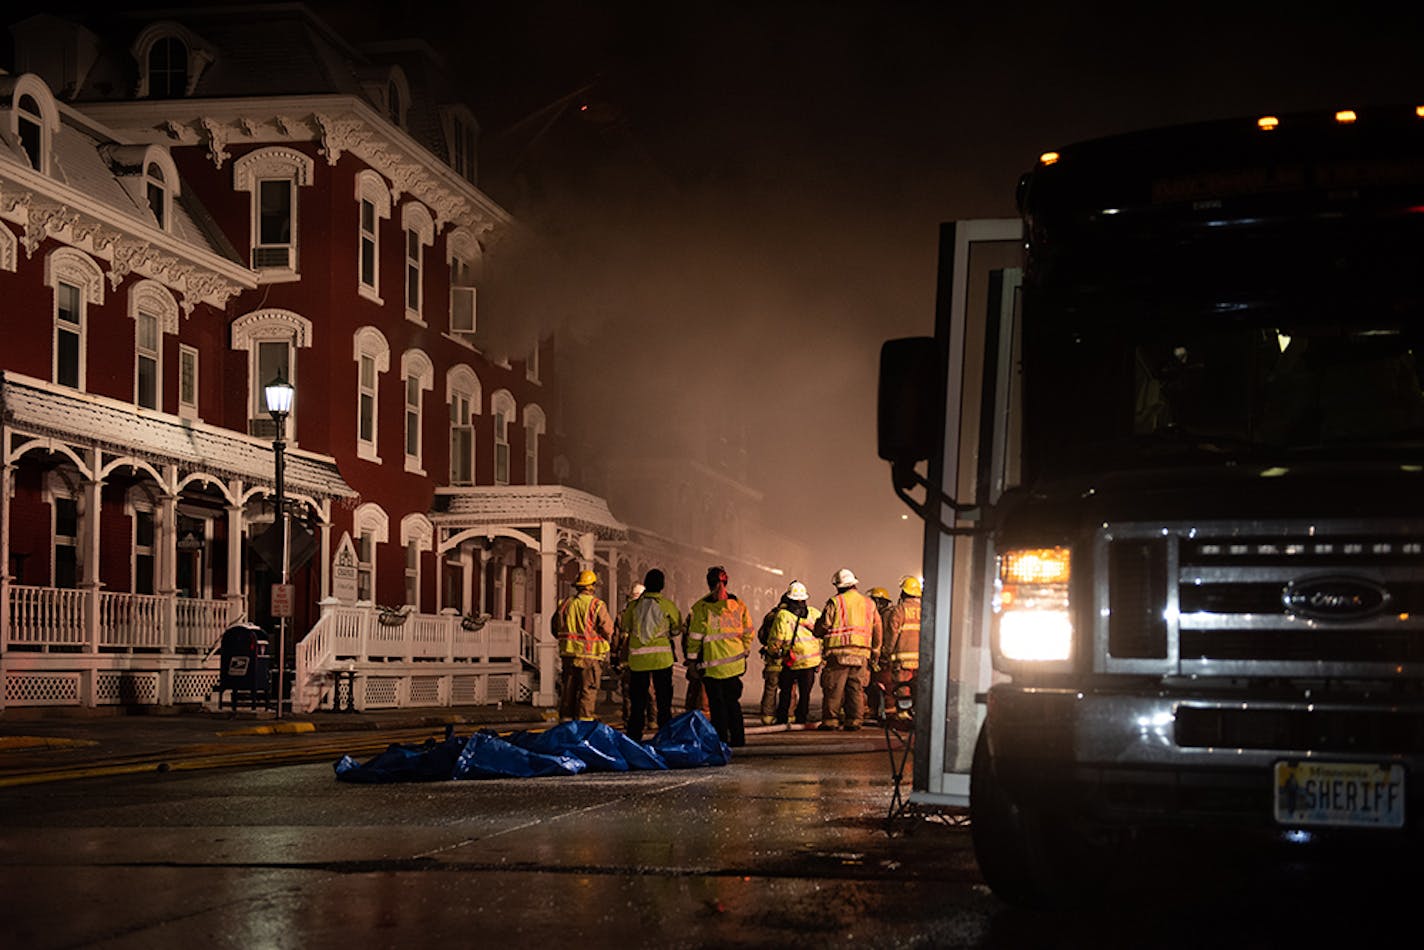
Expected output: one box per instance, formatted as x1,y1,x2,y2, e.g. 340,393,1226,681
869,587,891,601
900,576,923,597
575,569,598,588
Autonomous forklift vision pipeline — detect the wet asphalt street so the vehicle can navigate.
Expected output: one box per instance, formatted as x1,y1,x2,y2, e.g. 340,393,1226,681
0,730,1417,949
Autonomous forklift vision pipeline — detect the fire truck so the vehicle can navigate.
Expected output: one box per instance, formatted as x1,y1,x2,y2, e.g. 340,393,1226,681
878,106,1424,906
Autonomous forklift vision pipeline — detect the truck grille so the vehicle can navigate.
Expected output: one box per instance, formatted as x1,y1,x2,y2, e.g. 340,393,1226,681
1101,524,1424,674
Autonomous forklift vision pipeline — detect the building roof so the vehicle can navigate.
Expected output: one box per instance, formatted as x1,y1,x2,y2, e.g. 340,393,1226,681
432,485,628,541
2,372,355,499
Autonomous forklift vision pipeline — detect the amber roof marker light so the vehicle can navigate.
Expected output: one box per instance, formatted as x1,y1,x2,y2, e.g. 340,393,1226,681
1257,115,1280,131
1039,151,1060,166
1335,109,1358,124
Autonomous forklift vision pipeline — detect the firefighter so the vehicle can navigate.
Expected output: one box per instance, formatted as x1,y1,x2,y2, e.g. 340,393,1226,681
865,586,894,724
814,568,882,731
880,575,922,720
684,565,756,747
551,568,614,722
619,570,681,741
616,582,656,733
767,580,822,725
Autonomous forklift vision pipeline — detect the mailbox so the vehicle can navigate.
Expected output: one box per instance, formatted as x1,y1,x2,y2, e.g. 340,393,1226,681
218,622,271,711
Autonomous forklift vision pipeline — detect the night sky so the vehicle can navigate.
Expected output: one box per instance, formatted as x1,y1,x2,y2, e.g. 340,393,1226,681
15,1,1424,593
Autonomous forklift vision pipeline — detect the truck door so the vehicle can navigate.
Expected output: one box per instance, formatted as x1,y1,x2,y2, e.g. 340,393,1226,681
914,219,1023,806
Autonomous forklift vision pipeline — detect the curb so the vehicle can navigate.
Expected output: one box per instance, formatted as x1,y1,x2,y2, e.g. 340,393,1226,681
0,736,99,751
217,721,317,737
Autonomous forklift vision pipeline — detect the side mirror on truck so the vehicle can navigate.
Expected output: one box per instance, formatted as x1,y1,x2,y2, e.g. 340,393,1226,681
877,337,941,490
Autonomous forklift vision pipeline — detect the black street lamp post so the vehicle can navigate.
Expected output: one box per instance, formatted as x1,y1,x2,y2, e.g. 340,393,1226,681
265,370,295,719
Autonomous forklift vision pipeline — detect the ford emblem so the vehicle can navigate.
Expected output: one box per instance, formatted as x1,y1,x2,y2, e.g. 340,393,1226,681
1281,576,1392,621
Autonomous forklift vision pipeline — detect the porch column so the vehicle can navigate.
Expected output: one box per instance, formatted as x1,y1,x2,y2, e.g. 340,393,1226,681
224,480,245,622
475,546,488,615
536,520,558,706
80,449,103,659
606,545,620,605
460,543,473,615
158,465,179,654
1,460,12,648
317,500,332,601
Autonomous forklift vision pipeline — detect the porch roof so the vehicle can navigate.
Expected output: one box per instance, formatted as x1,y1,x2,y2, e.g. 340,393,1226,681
432,485,628,541
2,372,356,499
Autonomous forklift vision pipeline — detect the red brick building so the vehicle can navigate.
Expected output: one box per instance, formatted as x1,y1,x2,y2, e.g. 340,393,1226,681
0,6,628,711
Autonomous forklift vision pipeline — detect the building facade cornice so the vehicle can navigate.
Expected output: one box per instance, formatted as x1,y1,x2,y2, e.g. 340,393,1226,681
0,163,256,315
78,96,513,237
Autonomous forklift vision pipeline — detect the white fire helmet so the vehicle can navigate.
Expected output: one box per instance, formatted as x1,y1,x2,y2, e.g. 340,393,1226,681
832,568,858,587
786,581,809,601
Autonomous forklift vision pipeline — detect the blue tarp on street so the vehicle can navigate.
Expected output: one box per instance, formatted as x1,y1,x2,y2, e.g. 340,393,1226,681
333,711,730,782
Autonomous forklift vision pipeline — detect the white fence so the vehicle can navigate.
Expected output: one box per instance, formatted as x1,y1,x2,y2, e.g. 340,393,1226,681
6,585,240,652
294,603,535,712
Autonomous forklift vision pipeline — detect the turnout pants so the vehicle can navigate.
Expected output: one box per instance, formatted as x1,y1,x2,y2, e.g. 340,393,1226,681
776,667,815,724
760,665,782,722
819,659,869,728
703,674,745,747
558,658,602,721
627,667,673,742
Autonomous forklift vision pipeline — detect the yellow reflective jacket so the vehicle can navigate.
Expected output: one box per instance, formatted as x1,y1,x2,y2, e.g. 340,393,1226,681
555,591,613,662
620,593,681,672
767,605,823,671
816,589,882,665
685,594,754,680
882,596,921,671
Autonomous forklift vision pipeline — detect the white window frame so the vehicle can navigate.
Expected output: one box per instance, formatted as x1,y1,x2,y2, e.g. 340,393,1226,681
131,21,214,98
9,75,58,175
352,502,389,605
47,484,79,589
491,389,516,487
447,365,482,486
401,201,434,324
352,326,390,463
233,148,315,283
523,404,546,487
135,310,161,410
231,308,312,441
178,344,200,420
400,513,433,610
128,280,178,413
127,498,157,596
446,226,480,344
45,248,105,391
401,349,434,475
354,169,390,304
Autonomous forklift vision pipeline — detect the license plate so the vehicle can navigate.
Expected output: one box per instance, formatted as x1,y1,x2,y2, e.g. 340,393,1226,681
1274,760,1405,828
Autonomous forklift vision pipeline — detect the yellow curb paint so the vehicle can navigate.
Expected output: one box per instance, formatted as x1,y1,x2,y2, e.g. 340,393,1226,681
0,736,98,751
216,721,317,737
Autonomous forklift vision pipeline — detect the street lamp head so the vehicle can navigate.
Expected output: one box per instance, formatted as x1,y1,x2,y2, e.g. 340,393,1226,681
265,369,295,419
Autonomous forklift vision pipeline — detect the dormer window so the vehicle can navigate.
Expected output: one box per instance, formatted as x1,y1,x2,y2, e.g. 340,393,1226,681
147,36,188,99
144,162,167,229
17,94,43,169
388,80,402,126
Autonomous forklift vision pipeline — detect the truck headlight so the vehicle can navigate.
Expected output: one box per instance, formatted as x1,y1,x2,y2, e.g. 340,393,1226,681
995,546,1073,662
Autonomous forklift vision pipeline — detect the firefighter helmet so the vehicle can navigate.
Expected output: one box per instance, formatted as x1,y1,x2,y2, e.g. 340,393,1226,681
575,569,598,588
901,576,923,597
832,568,858,587
869,587,891,601
786,581,809,602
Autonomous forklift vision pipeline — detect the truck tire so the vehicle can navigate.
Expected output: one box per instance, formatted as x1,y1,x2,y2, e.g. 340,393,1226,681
970,727,1118,908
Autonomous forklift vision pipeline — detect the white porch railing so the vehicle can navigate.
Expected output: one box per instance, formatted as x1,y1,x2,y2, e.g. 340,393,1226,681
294,603,535,712
6,585,241,652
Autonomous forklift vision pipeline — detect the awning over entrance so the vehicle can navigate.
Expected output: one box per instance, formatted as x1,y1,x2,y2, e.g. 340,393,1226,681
431,485,628,541
2,372,355,499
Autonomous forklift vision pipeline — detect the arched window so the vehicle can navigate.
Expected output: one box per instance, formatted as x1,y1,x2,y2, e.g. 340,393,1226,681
352,503,389,604
147,36,189,98
401,349,434,475
400,514,433,609
231,308,313,439
352,326,390,462
354,170,391,302
523,405,546,486
45,248,106,391
401,201,434,322
16,94,43,170
129,280,179,411
144,162,167,229
491,390,516,486
447,365,481,486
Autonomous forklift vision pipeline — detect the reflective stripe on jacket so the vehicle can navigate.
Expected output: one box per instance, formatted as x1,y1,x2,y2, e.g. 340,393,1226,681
884,596,921,671
556,591,612,661
767,605,823,671
621,593,681,671
817,589,880,664
685,595,754,680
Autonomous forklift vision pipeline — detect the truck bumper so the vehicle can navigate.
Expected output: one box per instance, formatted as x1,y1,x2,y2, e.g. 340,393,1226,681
985,684,1424,832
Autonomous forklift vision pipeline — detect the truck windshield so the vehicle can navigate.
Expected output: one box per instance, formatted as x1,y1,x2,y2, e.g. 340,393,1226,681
1031,317,1424,476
